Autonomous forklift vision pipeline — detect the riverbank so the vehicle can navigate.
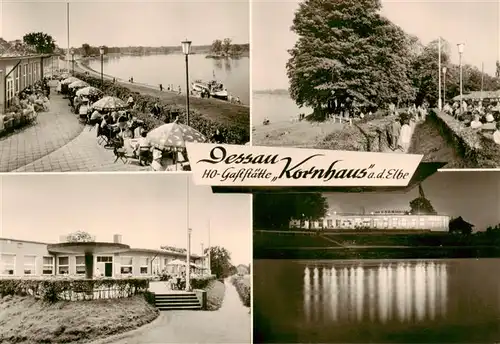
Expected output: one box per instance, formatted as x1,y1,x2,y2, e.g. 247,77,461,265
254,231,500,259
0,295,158,344
75,62,249,144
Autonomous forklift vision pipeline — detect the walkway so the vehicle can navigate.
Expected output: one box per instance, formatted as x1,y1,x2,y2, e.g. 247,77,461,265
98,279,251,344
0,88,84,172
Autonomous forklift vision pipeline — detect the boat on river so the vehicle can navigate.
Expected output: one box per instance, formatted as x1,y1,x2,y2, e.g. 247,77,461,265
191,79,229,100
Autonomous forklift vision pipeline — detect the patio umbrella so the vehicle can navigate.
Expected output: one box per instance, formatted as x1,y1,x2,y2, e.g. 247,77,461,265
92,96,128,112
61,77,80,85
68,80,90,89
167,259,186,266
76,86,103,97
60,73,70,79
147,122,206,150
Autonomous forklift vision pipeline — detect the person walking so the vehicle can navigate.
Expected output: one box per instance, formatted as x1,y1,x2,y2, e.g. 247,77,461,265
398,117,412,152
390,116,401,151
159,84,163,91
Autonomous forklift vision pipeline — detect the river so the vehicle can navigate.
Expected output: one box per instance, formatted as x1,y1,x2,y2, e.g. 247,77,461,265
254,259,500,343
253,91,312,126
87,54,249,105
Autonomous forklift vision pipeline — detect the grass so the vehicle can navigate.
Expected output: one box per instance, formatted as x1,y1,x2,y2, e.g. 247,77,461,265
205,280,225,311
231,275,251,308
0,294,158,344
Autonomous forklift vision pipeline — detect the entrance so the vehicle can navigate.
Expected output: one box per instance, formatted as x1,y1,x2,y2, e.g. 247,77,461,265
105,263,113,277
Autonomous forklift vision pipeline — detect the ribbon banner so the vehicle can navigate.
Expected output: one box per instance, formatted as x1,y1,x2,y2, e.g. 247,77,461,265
186,143,423,187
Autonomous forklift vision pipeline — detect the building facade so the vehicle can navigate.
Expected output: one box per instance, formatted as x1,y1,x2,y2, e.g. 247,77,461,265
0,54,54,114
0,236,208,278
290,211,450,231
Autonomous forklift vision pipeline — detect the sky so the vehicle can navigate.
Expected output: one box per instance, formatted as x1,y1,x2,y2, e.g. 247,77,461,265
252,0,499,90
0,174,251,266
325,171,500,231
0,0,249,47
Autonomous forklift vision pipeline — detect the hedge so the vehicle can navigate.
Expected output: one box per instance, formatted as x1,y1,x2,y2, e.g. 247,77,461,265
74,73,248,144
0,278,150,303
431,109,500,168
230,275,250,307
191,275,217,289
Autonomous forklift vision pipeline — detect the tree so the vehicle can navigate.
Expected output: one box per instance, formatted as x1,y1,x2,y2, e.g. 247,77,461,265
205,246,232,279
449,217,474,235
222,38,232,55
23,32,56,54
211,39,223,54
409,184,437,215
66,231,94,243
230,44,242,56
253,193,328,229
286,0,415,116
496,61,500,78
81,43,91,57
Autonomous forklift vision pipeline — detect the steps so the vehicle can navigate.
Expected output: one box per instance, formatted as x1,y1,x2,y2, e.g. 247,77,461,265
155,292,202,311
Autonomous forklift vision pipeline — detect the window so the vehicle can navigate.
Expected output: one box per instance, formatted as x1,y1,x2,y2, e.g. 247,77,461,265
75,256,86,275
1,254,15,275
28,63,32,85
139,257,149,274
120,256,133,274
58,256,69,274
15,67,20,93
23,64,27,88
24,255,36,275
327,219,333,228
97,256,112,262
43,256,54,275
6,78,14,106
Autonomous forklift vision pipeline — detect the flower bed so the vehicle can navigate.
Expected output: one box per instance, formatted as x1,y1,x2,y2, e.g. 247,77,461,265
0,278,150,303
75,73,248,144
230,275,250,307
431,110,500,168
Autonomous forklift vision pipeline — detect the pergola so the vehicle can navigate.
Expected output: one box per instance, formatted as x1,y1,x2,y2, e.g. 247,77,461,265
47,242,130,279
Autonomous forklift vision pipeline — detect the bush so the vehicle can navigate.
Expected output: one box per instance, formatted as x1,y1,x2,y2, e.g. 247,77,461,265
231,275,250,307
0,278,150,303
75,73,248,144
191,275,216,289
143,291,156,305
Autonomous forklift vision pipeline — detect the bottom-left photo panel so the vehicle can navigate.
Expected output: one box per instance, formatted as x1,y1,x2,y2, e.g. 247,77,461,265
0,173,251,344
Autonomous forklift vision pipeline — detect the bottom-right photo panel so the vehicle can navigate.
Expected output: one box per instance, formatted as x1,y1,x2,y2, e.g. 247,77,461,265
253,171,500,344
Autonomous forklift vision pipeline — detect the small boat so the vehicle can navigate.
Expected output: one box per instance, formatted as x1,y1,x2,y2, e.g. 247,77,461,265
191,79,229,101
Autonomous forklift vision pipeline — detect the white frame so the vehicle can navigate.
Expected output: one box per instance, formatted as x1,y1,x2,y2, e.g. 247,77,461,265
0,253,16,276
42,256,54,275
120,256,133,275
139,257,149,275
23,255,36,275
58,256,70,275
15,66,20,93
75,255,86,275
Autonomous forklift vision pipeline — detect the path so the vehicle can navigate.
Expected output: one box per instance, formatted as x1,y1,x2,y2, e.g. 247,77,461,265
98,279,250,344
0,87,84,172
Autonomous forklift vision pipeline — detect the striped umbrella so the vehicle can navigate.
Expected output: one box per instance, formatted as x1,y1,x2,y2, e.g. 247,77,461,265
68,80,90,89
147,122,206,150
92,96,128,111
61,77,80,85
76,86,102,97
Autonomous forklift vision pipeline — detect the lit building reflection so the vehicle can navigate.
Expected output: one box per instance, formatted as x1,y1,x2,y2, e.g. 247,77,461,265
302,261,448,323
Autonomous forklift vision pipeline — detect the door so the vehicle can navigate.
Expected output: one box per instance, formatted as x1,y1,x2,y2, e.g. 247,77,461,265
104,262,113,277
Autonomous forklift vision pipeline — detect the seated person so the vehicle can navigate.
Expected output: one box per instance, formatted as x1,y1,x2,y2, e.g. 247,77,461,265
79,100,90,117
133,131,152,165
133,123,145,138
470,114,483,129
485,112,495,123
493,121,500,145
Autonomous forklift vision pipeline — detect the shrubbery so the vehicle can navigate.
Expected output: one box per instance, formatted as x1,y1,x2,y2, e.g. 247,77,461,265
231,275,250,307
0,278,150,303
75,73,248,144
191,275,216,289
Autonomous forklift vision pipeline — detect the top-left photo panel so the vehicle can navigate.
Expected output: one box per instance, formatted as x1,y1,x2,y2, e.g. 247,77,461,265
0,0,250,173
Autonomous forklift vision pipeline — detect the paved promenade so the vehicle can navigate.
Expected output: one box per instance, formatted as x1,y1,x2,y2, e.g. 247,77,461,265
1,86,149,172
96,278,251,344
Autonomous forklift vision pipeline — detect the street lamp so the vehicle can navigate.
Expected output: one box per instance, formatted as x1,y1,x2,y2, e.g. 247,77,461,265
99,46,105,88
442,66,447,106
457,43,465,115
186,227,192,291
70,49,75,75
181,39,192,126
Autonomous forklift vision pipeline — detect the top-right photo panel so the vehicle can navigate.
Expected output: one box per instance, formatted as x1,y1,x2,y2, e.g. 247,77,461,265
252,0,500,169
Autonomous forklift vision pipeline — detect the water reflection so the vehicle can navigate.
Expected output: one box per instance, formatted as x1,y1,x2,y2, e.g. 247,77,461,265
303,262,448,323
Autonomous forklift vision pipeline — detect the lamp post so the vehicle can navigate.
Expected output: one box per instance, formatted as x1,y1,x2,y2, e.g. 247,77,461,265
181,40,192,126
457,43,465,115
70,49,75,75
99,46,105,88
442,66,447,106
186,228,192,291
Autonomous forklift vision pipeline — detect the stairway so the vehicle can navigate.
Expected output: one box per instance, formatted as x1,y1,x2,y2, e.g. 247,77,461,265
154,292,202,311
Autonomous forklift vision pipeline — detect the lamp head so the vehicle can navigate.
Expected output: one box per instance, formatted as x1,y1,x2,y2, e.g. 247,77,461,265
99,46,105,55
181,40,192,55
70,48,74,56
457,43,465,54
442,66,447,74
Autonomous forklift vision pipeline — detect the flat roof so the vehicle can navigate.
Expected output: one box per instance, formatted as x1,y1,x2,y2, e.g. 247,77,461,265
0,53,53,61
